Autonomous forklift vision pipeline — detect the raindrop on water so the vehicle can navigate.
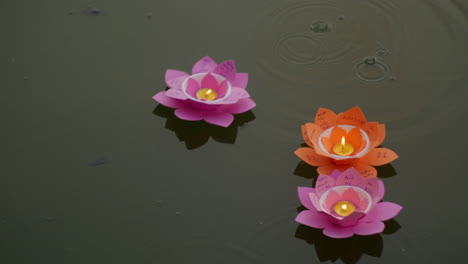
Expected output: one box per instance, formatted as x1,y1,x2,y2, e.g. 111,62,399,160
310,20,333,33
376,47,388,56
364,56,376,65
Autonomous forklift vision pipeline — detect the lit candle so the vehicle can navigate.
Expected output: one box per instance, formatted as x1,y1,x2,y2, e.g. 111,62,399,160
196,88,217,101
333,136,354,156
333,201,356,217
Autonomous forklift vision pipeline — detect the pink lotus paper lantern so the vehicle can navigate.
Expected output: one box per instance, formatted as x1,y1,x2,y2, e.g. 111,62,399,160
153,56,256,127
296,168,402,239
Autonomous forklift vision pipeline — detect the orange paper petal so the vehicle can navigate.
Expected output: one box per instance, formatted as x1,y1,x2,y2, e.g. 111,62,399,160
315,108,337,130
372,124,386,148
321,137,333,152
354,139,367,155
346,127,362,149
295,148,332,166
301,125,314,148
330,126,347,146
336,107,367,127
305,123,320,147
362,122,379,141
353,163,378,178
361,148,398,166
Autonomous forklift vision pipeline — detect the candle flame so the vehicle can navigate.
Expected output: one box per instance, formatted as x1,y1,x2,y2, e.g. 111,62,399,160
206,89,212,95
341,136,346,146
341,204,347,210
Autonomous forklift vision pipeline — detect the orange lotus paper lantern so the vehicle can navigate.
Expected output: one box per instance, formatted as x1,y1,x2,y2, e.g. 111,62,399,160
294,107,398,178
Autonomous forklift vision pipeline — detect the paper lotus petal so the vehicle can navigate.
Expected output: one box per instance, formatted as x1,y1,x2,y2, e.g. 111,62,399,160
295,168,402,239
294,107,398,177
152,56,256,127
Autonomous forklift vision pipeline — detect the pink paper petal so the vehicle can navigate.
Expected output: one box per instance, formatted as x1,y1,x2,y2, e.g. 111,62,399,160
309,193,321,211
153,91,188,109
165,70,189,88
192,56,217,74
363,202,403,223
377,180,385,201
325,190,340,211
295,210,331,229
315,175,336,197
165,88,188,100
336,167,363,186
186,78,200,96
228,87,250,101
358,178,379,200
352,221,385,236
359,199,369,212
223,98,256,114
342,188,360,205
203,112,234,127
213,60,236,81
231,73,248,89
201,73,219,89
323,225,355,239
336,212,365,227
298,187,317,210
216,80,229,98
329,170,342,180
174,108,204,121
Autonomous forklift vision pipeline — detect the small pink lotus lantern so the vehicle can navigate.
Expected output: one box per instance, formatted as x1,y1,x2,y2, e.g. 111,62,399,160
296,168,402,239
152,56,256,127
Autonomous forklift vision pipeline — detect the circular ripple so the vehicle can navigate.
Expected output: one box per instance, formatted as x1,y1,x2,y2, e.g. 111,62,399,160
254,0,403,85
275,33,323,67
353,56,390,82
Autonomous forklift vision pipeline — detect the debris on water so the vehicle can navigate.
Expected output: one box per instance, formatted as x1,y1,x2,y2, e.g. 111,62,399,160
82,6,104,16
376,47,388,56
310,20,333,33
89,157,112,166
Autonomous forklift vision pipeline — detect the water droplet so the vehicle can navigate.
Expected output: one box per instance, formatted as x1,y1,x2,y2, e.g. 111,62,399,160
376,47,388,56
310,20,333,33
353,57,390,83
175,211,182,215
364,56,376,65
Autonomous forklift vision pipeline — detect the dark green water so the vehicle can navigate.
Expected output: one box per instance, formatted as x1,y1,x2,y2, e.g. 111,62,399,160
2,0,468,263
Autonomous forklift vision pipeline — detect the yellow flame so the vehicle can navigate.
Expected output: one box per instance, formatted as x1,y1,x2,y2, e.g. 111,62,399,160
341,204,348,210
206,89,212,95
341,136,346,146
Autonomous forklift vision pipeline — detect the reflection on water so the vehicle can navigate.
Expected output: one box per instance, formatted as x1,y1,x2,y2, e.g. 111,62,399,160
153,105,256,149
